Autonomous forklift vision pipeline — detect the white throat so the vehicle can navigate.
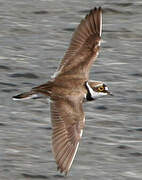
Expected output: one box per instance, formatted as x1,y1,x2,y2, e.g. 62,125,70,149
85,82,107,100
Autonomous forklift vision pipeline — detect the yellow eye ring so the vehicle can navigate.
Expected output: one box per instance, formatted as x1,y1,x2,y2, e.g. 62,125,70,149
98,86,104,92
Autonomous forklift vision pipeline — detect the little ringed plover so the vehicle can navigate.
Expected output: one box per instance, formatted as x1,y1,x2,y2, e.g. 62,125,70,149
13,7,112,175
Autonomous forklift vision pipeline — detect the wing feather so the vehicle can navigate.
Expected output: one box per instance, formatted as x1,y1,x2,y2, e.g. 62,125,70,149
54,7,102,79
50,99,85,175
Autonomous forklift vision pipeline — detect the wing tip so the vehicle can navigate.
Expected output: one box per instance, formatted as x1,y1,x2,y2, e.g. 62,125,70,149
98,6,102,12
54,142,79,176
88,6,102,15
85,7,102,37
57,166,69,176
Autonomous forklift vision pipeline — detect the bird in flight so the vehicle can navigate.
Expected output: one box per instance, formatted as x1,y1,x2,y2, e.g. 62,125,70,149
13,7,112,175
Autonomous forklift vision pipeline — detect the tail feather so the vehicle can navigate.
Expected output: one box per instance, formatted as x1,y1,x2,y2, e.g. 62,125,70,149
13,91,39,100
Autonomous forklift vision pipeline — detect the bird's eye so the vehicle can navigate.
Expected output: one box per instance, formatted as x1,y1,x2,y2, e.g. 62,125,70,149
98,86,104,92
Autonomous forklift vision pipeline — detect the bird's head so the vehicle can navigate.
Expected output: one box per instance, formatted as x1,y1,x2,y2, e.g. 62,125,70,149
85,81,113,101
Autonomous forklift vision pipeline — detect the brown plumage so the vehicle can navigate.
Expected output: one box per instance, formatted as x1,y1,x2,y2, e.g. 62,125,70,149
57,7,102,79
13,7,104,175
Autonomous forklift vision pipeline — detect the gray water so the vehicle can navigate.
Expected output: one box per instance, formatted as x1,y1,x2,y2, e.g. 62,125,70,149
0,0,142,179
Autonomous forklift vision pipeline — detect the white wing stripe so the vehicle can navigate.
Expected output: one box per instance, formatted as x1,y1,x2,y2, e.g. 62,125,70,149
67,142,79,171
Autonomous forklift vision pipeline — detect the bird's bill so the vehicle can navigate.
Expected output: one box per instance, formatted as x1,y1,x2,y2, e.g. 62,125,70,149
107,91,113,96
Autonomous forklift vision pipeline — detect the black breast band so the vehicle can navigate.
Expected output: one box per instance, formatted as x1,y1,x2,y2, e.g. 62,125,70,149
84,82,94,101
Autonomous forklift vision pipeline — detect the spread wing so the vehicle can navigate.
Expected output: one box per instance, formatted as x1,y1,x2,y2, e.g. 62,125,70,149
55,7,102,80
50,98,85,175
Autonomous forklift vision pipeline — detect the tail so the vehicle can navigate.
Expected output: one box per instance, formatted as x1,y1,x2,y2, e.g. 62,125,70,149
13,82,53,101
13,91,39,101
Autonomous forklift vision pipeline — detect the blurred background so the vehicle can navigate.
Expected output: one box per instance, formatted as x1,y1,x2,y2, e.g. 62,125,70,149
0,0,142,179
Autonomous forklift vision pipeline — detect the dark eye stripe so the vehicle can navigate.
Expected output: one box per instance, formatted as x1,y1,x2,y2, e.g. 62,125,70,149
103,84,107,88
